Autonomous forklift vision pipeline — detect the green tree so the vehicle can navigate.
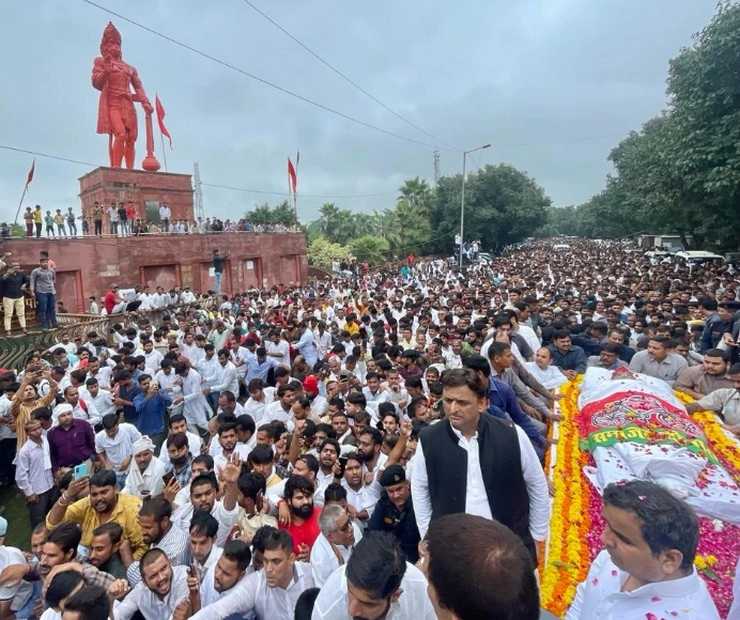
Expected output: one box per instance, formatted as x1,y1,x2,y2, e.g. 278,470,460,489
429,164,551,253
349,235,389,265
306,236,352,270
245,202,273,226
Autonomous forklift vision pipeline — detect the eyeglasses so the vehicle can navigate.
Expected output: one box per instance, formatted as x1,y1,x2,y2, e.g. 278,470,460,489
335,518,353,533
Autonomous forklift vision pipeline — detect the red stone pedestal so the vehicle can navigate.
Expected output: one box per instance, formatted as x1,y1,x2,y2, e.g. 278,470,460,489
78,167,194,226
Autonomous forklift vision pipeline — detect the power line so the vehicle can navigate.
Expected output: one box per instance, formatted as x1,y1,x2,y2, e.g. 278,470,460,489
203,182,397,199
0,144,400,200
79,0,444,151
238,0,461,152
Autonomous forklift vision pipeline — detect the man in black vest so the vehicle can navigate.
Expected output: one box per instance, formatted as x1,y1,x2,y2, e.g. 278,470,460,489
410,368,549,564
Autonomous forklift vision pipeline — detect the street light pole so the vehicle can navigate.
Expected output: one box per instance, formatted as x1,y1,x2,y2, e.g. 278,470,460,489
459,143,490,268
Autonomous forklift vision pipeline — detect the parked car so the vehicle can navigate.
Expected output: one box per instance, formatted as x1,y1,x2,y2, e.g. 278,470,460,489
674,250,725,265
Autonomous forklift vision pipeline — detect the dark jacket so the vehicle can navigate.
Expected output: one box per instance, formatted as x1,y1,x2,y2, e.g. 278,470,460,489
419,415,535,563
367,492,420,563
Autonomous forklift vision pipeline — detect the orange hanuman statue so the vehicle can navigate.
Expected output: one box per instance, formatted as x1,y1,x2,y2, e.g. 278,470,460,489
92,22,154,169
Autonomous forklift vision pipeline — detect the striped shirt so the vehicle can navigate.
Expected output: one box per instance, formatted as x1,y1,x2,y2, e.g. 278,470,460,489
15,438,54,496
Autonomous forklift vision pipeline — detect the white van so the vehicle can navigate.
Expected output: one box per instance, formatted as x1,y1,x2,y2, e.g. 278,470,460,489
674,251,725,265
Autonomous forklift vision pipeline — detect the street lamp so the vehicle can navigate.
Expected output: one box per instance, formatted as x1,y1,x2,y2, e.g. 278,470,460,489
459,143,491,268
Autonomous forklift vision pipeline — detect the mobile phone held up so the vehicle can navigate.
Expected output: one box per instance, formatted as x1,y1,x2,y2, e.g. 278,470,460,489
74,463,88,480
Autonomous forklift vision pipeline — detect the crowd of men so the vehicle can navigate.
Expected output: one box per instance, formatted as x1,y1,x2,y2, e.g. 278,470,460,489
0,238,738,619
17,202,301,240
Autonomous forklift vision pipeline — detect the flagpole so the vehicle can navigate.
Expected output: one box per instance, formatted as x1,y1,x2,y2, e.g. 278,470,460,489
160,133,168,173
13,185,29,226
294,149,299,222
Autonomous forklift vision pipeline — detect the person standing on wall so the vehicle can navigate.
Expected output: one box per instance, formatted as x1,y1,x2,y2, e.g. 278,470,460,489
29,256,58,331
212,249,229,293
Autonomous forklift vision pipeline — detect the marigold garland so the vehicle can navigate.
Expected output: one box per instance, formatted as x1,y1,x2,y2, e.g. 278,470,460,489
540,378,592,617
540,383,740,618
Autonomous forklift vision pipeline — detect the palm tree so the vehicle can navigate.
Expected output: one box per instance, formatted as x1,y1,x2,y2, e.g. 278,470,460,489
398,177,432,215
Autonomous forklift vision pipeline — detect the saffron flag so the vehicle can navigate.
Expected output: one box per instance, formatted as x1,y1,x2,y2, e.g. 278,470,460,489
24,159,35,190
288,157,297,195
155,94,172,148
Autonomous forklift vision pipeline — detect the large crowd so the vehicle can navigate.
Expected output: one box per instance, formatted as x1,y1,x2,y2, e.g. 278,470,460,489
0,238,739,620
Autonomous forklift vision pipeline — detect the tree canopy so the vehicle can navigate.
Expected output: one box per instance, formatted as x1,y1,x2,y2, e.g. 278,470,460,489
544,1,740,251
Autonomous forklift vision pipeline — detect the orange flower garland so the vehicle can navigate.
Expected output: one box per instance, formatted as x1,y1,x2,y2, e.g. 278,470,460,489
539,378,592,617
674,392,740,485
540,384,740,617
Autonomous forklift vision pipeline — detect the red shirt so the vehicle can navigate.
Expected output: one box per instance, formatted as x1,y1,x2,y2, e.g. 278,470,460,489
104,290,118,314
280,507,320,555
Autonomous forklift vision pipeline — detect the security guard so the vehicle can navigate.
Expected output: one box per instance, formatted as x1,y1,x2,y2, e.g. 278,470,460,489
366,464,420,562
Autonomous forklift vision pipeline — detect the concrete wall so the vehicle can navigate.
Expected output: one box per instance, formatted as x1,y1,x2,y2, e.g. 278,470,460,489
1,232,308,312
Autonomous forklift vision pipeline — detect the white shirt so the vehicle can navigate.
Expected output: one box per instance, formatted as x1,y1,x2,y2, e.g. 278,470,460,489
342,481,380,520
266,339,290,367
123,456,166,499
88,389,117,418
243,390,275,426
15,437,54,496
171,499,238,547
523,361,568,390
310,524,363,587
114,565,189,620
566,550,720,620
198,549,244,612
0,546,32,606
263,400,292,425
211,361,239,396
158,431,202,465
180,369,210,427
517,324,541,353
143,350,164,375
95,423,142,471
189,561,313,620
89,367,112,389
312,562,436,620
411,422,550,541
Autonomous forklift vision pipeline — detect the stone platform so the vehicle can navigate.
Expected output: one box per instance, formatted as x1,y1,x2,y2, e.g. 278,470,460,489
79,166,194,226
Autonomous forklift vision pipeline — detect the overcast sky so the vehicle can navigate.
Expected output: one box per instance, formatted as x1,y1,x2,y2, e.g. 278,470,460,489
0,0,716,225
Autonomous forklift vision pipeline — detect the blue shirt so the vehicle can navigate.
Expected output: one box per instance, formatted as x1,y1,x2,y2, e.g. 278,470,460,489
133,389,172,436
118,382,143,423
487,377,544,459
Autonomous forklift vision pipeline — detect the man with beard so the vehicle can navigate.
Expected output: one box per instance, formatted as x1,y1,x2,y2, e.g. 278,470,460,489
312,530,434,620
356,428,387,477
197,539,252,610
123,436,166,499
126,498,189,586
47,404,97,477
110,548,192,620
46,469,147,559
213,422,250,472
89,522,127,580
311,504,358,587
367,465,420,564
316,439,341,487
339,453,380,525
189,529,313,620
171,461,240,546
278,475,320,559
0,523,115,593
